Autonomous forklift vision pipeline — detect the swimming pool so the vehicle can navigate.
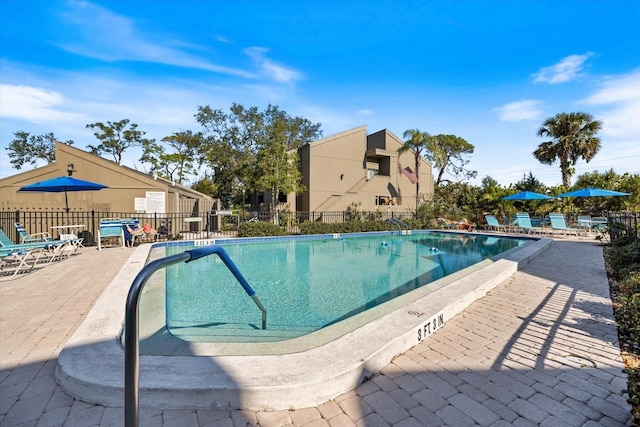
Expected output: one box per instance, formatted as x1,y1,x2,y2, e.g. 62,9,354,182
150,231,529,344
57,230,550,411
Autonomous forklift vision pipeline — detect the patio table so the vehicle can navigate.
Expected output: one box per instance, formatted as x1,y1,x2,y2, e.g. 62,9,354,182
51,224,84,240
590,218,608,229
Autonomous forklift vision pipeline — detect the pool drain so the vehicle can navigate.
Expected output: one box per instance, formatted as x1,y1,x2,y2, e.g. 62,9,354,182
564,353,597,368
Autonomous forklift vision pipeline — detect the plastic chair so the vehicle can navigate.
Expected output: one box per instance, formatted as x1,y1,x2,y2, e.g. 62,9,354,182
484,214,512,233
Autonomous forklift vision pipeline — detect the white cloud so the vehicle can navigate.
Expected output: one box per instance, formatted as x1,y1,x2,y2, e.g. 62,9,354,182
58,3,303,83
243,47,302,83
582,70,640,105
532,52,594,84
0,84,86,123
493,100,543,122
57,2,255,78
581,70,640,138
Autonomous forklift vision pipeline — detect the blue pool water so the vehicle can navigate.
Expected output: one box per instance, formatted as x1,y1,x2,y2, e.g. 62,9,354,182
160,231,530,342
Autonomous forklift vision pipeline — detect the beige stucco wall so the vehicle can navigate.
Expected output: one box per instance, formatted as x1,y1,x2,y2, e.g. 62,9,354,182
0,143,213,214
298,126,434,212
300,126,369,211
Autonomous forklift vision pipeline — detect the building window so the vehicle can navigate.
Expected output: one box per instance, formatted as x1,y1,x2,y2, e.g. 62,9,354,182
375,195,390,205
367,169,378,180
375,196,397,206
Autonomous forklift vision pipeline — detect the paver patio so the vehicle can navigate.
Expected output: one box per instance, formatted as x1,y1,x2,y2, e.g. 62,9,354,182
0,236,633,426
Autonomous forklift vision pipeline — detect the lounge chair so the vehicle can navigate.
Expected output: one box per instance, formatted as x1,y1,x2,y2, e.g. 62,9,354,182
437,218,475,231
15,222,83,254
548,213,585,237
0,247,46,278
590,216,609,242
577,215,592,229
0,229,16,247
514,212,547,235
484,214,512,233
437,218,458,230
125,222,158,246
15,222,52,244
457,218,475,231
1,228,50,250
591,216,608,230
0,229,72,263
577,216,596,236
97,219,126,250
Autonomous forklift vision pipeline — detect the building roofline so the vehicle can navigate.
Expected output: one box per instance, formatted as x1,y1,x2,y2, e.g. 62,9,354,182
305,125,368,148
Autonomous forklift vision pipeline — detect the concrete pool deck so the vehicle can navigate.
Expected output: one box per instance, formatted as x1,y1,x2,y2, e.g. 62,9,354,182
1,234,633,426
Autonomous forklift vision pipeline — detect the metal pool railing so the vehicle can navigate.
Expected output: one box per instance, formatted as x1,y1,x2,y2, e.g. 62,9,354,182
123,245,266,427
385,217,409,230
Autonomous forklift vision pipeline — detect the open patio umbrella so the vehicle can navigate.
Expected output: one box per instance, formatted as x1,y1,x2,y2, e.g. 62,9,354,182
556,187,631,198
502,191,553,200
18,176,108,213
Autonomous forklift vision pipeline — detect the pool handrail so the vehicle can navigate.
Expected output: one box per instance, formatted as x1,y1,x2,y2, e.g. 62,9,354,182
385,218,408,230
124,244,266,427
189,246,268,330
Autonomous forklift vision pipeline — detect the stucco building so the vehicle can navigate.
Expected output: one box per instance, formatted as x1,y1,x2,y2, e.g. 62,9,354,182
0,142,214,215
296,126,434,212
1,126,433,223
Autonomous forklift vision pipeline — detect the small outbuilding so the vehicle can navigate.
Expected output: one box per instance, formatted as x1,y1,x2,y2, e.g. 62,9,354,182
0,142,214,215
0,142,217,243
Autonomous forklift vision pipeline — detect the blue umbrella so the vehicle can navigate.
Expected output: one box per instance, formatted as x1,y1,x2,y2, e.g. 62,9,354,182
556,187,631,198
502,191,553,200
18,176,108,213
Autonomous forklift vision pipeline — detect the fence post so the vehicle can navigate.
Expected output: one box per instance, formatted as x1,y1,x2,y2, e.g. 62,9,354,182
91,211,96,245
14,210,20,242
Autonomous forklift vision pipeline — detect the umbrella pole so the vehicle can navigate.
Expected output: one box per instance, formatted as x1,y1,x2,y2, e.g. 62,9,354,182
64,189,70,213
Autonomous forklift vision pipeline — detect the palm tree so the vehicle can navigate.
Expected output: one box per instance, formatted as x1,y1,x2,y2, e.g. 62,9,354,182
398,129,430,210
533,112,602,189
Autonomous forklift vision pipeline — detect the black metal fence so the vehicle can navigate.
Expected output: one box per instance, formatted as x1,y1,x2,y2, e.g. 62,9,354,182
0,209,416,246
607,211,639,240
2,209,635,246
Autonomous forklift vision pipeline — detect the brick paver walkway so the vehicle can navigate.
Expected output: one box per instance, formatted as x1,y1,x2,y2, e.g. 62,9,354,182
0,238,633,426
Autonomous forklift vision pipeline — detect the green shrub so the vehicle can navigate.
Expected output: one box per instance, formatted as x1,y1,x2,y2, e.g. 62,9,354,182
620,272,640,425
606,239,640,281
618,272,640,348
606,239,640,425
238,221,286,237
299,220,398,235
298,219,428,235
627,367,640,425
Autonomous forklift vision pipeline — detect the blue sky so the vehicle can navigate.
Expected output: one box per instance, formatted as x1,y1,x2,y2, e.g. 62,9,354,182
1,0,639,187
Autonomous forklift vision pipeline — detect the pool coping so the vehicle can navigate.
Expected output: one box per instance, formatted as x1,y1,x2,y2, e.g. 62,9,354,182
56,232,552,410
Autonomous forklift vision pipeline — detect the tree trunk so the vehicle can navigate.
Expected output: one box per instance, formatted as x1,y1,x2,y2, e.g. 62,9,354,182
436,167,446,186
271,188,279,225
560,158,572,189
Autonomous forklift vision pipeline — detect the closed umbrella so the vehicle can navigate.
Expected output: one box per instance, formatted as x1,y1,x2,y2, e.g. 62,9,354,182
18,176,108,213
